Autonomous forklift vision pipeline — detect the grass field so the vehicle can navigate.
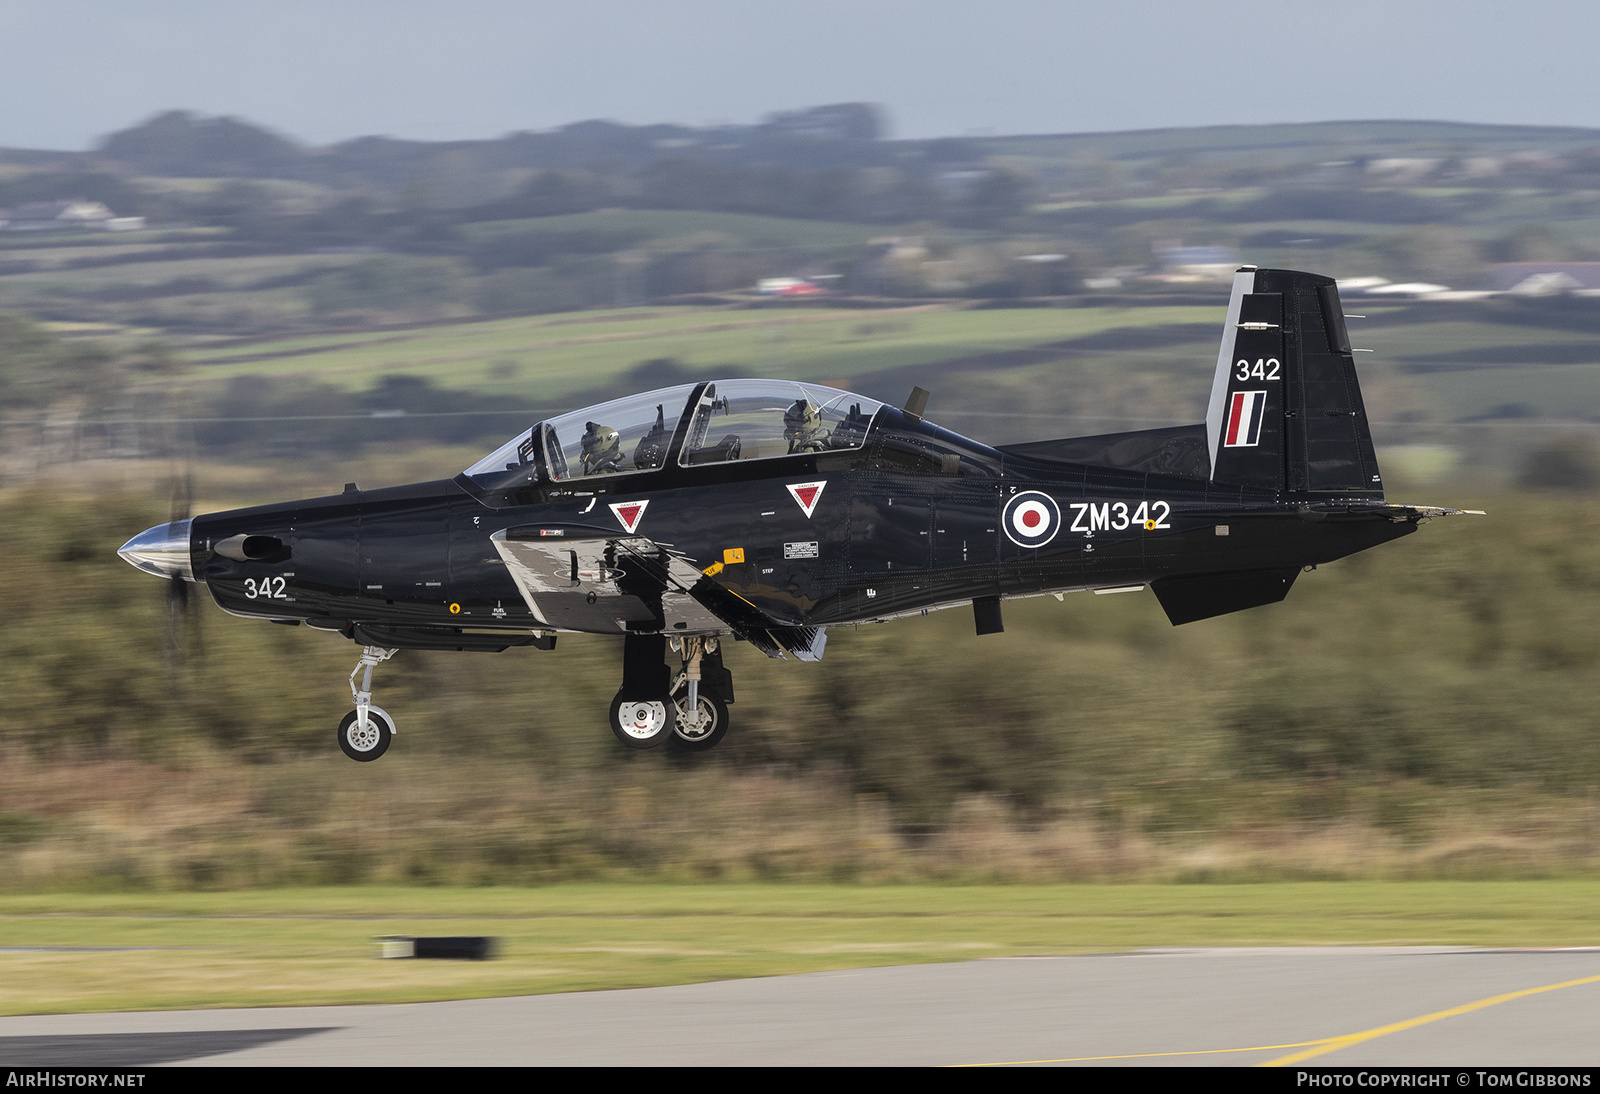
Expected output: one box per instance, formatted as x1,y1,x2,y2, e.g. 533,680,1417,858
151,298,1600,406
102,296,1600,476
0,253,367,296
152,303,1223,409
460,209,885,248
2,882,1598,1015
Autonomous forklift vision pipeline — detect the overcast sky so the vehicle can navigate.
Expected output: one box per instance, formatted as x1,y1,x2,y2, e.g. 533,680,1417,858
8,0,1600,149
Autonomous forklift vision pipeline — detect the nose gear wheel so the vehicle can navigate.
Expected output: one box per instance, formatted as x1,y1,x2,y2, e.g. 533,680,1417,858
338,705,394,761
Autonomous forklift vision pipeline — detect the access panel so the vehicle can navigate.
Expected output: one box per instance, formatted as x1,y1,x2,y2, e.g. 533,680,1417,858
848,496,931,575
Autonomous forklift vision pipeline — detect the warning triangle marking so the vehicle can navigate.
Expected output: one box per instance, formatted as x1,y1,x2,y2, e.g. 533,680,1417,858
786,480,827,518
608,499,649,534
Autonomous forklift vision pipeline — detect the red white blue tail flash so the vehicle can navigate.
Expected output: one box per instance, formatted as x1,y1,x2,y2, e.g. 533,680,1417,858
1224,390,1267,448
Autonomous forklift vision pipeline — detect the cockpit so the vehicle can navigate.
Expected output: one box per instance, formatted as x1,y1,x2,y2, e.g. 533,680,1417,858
462,380,886,498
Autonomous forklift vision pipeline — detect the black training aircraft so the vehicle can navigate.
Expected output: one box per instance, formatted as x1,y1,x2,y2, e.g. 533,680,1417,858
120,267,1477,760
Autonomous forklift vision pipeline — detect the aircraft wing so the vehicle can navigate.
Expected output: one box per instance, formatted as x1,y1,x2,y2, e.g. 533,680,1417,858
490,523,825,659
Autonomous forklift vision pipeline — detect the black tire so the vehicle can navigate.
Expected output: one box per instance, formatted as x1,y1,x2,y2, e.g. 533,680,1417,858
670,691,729,751
609,691,677,749
338,707,393,762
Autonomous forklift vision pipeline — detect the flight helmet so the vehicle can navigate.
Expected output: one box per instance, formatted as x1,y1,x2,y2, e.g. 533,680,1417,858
784,399,825,451
580,422,623,473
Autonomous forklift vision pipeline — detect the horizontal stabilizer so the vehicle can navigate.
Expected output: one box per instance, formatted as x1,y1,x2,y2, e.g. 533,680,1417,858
1298,502,1487,523
1395,505,1486,517
1151,568,1300,626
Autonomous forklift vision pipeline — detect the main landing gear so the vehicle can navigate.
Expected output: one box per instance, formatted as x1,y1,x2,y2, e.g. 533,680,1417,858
609,691,676,749
609,634,733,751
668,635,729,751
339,645,398,762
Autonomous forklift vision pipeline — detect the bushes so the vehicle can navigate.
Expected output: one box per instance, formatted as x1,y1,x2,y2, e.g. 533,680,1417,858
307,255,470,320
3,488,1599,870
1520,436,1600,490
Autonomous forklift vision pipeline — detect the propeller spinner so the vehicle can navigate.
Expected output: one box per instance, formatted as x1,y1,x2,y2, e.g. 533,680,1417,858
116,518,195,582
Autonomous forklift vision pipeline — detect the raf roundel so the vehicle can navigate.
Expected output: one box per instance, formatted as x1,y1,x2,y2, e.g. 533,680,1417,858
1002,491,1061,548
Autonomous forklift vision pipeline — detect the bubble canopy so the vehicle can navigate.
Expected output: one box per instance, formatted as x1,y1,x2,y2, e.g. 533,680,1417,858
462,380,884,494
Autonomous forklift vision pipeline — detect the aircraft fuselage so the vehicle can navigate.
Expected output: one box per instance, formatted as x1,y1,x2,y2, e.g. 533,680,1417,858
190,405,1413,643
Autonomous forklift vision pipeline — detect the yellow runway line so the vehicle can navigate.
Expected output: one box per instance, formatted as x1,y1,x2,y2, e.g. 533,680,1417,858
961,972,1600,1067
957,1040,1337,1066
1262,973,1600,1066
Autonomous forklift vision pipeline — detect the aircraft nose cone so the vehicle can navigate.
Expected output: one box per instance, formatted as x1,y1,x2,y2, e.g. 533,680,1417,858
117,519,195,581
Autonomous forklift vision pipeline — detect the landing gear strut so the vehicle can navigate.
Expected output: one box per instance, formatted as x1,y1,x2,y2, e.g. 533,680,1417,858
668,636,729,751
339,645,398,762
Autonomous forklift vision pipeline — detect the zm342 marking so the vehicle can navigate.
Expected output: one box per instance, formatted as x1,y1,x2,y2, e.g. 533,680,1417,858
119,267,1481,761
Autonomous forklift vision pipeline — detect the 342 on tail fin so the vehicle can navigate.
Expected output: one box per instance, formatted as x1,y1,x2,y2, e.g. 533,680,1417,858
1204,267,1383,498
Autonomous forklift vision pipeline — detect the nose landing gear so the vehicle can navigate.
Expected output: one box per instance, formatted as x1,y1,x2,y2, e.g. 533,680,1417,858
340,645,398,762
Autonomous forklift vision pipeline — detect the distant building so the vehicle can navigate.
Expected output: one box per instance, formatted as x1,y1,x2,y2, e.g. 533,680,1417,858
0,200,142,232
1366,157,1441,180
1505,150,1565,171
1339,277,1503,302
761,103,883,142
1489,263,1600,295
755,278,824,297
1148,241,1237,283
1335,277,1392,294
1154,243,1235,268
1457,157,1502,178
1362,281,1453,298
934,169,990,196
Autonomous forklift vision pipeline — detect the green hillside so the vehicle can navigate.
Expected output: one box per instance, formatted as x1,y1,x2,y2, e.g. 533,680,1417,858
461,209,884,248
986,119,1600,164
160,304,1214,406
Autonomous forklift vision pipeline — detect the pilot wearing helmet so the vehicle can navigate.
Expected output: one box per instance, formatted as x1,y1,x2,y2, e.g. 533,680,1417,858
784,399,829,453
580,422,625,474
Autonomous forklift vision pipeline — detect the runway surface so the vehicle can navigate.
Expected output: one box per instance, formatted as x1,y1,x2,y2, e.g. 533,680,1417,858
3,947,1599,1066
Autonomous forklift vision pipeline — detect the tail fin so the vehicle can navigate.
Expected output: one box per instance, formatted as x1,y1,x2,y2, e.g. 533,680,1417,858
1205,267,1383,498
